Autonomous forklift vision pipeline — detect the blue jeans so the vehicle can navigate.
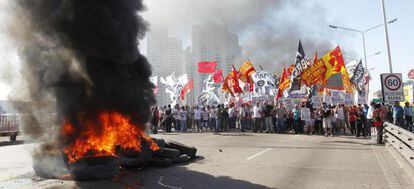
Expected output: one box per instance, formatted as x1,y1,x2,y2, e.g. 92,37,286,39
210,118,216,131
277,118,286,133
216,118,222,132
181,120,187,132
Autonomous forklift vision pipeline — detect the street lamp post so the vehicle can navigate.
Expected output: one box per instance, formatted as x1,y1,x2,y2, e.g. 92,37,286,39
381,0,394,73
329,18,396,101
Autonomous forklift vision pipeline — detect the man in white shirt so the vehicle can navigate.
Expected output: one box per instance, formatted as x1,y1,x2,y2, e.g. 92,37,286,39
252,102,263,133
194,106,202,132
335,104,346,134
239,104,247,132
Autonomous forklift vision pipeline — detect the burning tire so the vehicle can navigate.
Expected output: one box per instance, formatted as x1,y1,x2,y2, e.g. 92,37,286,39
158,148,180,159
69,156,120,181
116,141,153,168
165,141,197,159
33,152,69,179
148,158,172,168
171,154,190,164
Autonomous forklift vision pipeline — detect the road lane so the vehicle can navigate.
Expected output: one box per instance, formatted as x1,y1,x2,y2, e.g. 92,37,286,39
0,133,413,189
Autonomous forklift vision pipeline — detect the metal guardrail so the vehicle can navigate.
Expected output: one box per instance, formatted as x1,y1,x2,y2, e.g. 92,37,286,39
383,122,414,168
0,113,57,141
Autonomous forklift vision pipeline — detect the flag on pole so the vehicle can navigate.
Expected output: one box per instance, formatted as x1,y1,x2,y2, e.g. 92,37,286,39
350,60,365,94
238,60,256,91
289,40,309,92
180,79,194,100
277,66,290,99
222,65,243,95
198,61,216,73
322,46,353,93
213,69,224,83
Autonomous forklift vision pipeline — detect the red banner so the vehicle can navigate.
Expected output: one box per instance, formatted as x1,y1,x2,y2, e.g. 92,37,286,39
198,61,216,73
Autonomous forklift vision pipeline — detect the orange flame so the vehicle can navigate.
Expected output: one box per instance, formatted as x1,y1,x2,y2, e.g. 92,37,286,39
62,112,159,163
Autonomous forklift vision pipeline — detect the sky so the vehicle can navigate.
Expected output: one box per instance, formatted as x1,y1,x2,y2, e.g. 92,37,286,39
0,0,413,101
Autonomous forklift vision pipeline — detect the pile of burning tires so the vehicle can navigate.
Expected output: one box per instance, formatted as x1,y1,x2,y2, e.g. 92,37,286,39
33,138,197,181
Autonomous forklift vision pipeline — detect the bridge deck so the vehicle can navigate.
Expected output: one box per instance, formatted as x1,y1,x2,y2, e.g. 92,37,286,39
1,133,414,189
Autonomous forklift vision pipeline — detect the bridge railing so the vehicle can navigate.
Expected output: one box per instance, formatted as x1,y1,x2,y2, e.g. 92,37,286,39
383,122,414,168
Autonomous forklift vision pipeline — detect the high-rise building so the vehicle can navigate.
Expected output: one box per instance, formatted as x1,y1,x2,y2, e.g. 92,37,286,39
191,23,242,101
167,37,184,75
147,25,169,106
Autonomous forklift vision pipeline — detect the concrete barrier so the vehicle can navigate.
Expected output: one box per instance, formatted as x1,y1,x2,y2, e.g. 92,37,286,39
383,122,414,168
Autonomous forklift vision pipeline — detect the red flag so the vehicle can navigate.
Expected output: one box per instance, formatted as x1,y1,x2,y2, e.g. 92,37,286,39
180,79,194,100
231,65,243,94
277,66,288,100
213,69,224,83
198,61,216,73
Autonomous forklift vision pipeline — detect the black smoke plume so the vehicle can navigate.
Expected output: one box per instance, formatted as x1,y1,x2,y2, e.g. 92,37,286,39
12,0,155,144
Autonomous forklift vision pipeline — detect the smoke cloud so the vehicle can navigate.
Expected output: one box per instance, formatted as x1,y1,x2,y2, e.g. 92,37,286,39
3,0,155,144
143,0,346,71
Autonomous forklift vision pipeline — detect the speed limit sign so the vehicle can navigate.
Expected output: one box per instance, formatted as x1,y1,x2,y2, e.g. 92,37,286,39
381,73,405,102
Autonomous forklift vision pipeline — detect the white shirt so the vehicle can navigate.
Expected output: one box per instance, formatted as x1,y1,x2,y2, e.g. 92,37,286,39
210,109,217,119
228,107,235,118
367,106,374,119
194,109,202,120
181,110,187,121
253,105,261,118
336,107,344,120
239,108,246,118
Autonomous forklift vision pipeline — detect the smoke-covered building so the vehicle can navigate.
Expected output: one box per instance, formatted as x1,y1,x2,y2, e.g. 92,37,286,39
147,25,169,106
191,23,242,101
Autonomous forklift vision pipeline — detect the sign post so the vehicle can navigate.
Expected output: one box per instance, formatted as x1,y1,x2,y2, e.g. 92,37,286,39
380,73,405,102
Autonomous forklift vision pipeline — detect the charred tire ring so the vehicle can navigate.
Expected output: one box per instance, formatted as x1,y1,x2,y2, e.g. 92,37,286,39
148,158,172,168
158,148,180,158
69,156,120,181
165,141,197,159
171,154,190,164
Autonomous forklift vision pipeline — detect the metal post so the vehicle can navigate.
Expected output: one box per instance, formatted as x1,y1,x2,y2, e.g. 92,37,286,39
380,0,393,73
362,34,369,102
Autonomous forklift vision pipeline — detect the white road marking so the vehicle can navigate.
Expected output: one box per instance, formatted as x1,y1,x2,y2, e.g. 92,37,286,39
294,135,299,137
246,148,272,161
158,176,182,189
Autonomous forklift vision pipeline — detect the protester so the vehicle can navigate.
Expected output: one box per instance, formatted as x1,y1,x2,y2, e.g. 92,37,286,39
173,105,181,132
210,106,217,132
292,105,302,134
228,104,236,130
393,102,405,127
238,104,247,132
151,106,160,134
180,106,187,132
194,106,202,132
275,103,287,133
356,104,366,138
404,102,413,130
314,108,323,135
335,104,346,135
348,105,357,135
264,103,274,133
253,102,263,133
201,107,209,132
373,104,384,144
165,105,173,133
322,103,333,137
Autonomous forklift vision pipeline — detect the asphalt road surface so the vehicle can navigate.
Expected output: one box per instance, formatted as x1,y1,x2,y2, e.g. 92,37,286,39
1,133,414,189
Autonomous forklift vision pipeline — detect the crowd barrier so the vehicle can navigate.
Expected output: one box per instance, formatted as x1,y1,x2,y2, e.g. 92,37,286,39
383,122,414,168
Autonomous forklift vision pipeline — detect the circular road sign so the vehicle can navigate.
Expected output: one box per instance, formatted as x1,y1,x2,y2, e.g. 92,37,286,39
384,75,402,91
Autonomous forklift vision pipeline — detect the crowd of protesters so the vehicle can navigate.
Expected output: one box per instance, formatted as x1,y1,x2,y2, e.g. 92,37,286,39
150,101,414,143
